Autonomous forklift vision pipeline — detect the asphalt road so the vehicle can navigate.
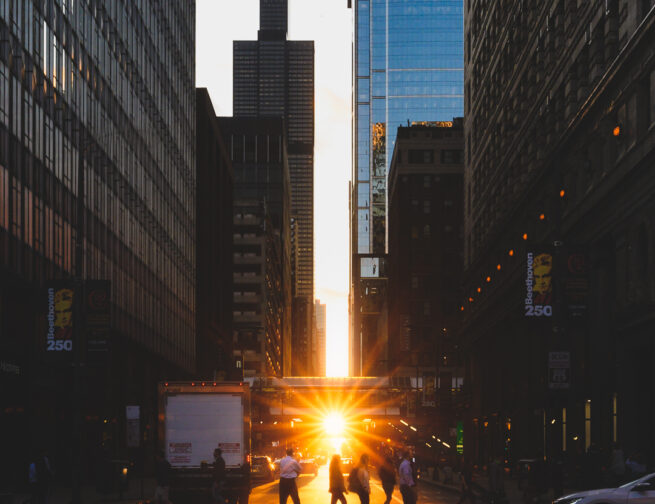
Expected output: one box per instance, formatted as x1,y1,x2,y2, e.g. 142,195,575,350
250,466,460,504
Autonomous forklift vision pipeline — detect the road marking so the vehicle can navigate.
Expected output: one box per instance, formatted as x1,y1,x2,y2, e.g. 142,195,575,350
371,481,403,503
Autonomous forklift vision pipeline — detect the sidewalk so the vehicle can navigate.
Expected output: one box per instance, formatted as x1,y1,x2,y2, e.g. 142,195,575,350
420,468,559,504
2,477,157,504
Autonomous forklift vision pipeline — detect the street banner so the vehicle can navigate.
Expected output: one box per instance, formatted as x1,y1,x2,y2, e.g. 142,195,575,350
525,248,554,318
45,281,76,358
85,280,111,362
422,373,436,407
548,351,570,389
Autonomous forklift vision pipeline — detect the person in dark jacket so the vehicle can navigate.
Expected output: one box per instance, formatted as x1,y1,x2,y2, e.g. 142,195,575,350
379,456,397,504
329,455,348,504
212,448,226,503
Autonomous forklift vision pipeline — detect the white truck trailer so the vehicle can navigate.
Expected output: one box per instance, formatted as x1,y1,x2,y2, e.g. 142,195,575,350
158,381,251,503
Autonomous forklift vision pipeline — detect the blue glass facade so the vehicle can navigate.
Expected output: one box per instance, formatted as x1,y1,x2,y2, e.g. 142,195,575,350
353,0,463,254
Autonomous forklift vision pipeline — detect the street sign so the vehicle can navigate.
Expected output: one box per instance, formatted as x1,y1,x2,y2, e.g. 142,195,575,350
548,352,570,389
456,421,463,454
126,405,140,447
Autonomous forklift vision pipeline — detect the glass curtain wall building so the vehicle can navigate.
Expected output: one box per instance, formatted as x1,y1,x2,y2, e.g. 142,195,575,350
350,0,463,375
0,0,195,478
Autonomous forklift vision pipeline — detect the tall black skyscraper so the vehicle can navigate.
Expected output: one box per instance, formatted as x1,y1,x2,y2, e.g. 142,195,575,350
233,0,314,302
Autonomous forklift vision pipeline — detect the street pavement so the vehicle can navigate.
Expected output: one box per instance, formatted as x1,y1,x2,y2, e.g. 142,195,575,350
250,465,460,504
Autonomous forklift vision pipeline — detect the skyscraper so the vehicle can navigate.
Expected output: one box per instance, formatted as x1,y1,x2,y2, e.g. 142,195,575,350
233,0,314,302
196,90,234,380
218,116,293,377
460,0,655,463
0,0,195,481
349,0,464,375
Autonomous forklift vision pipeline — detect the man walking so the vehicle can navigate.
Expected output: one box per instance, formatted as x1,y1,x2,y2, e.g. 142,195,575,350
212,448,226,504
279,448,302,504
399,451,416,504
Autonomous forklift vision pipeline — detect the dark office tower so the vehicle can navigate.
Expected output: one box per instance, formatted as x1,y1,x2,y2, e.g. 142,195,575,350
232,200,287,377
196,90,234,381
387,120,463,406
0,0,195,482
349,0,464,376
260,0,288,38
462,2,655,464
292,296,313,376
233,0,315,303
218,117,293,377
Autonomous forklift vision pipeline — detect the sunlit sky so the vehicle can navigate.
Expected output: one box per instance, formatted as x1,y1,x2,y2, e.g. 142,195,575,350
196,1,352,376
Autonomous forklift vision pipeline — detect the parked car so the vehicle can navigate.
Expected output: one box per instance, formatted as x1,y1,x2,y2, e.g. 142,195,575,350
299,459,319,476
251,455,276,483
340,457,354,475
553,473,655,504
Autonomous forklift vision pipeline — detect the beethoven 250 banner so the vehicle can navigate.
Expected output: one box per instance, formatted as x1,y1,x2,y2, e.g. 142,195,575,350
525,248,553,317
46,281,76,355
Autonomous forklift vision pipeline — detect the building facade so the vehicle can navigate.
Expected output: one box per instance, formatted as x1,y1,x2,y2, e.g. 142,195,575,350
462,1,655,467
314,299,326,376
0,0,195,487
388,121,463,379
196,89,234,380
233,0,314,301
292,296,313,376
219,117,293,377
349,0,464,375
233,200,286,377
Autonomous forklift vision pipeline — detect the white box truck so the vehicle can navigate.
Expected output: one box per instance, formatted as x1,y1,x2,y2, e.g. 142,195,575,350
158,381,251,503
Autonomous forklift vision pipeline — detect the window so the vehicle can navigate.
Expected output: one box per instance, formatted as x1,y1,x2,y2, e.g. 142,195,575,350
423,225,430,238
408,149,433,164
423,176,431,188
0,62,8,125
423,201,430,214
441,149,464,164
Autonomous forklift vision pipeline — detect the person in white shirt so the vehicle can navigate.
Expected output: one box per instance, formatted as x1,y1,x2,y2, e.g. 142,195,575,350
398,451,416,504
355,454,371,504
279,448,302,504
